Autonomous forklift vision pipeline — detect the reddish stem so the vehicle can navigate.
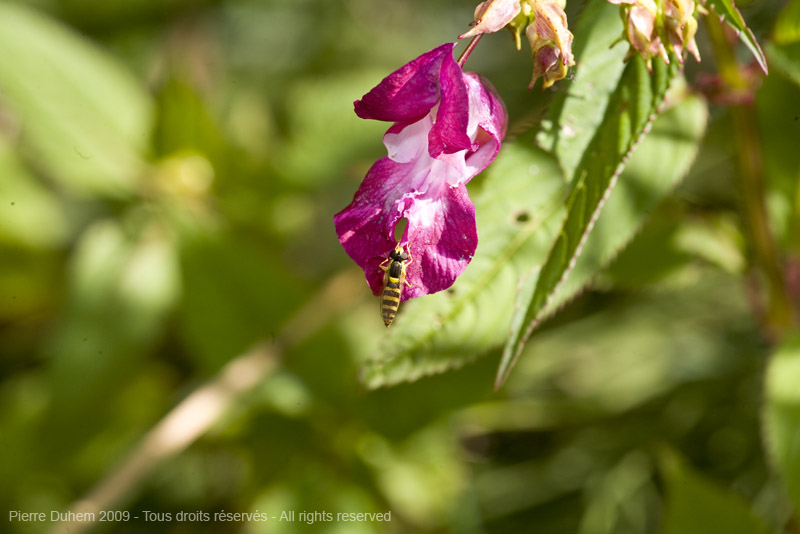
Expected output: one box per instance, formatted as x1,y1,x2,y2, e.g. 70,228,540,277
457,35,483,67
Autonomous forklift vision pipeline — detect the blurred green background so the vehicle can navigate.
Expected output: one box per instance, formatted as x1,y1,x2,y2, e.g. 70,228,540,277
1,0,799,533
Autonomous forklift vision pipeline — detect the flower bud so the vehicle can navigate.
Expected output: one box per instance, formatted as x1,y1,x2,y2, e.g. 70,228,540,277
459,0,575,89
608,0,701,67
663,0,701,62
525,0,575,89
460,0,522,39
609,0,669,65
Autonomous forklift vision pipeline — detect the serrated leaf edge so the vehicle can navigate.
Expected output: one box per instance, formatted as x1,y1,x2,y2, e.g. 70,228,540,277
495,70,679,390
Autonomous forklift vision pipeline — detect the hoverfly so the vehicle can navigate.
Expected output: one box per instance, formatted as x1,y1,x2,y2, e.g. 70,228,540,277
379,243,413,327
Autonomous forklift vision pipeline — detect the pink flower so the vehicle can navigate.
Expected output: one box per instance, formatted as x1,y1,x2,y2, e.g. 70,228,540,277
334,43,507,300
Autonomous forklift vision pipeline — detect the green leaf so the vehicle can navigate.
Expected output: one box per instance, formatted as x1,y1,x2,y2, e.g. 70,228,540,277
537,0,629,179
0,137,68,248
763,334,800,515
278,71,391,186
0,3,152,196
40,215,180,457
755,71,800,252
497,57,680,388
661,450,770,534
543,93,708,317
766,42,800,87
706,0,768,74
505,269,752,414
180,235,305,374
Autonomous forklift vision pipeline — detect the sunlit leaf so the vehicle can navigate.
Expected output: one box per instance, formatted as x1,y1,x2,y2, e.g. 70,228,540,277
507,269,751,412
671,216,746,274
40,216,180,458
0,138,67,248
537,0,628,179
543,93,708,318
278,72,390,186
45,218,180,374
706,0,768,74
497,56,680,387
0,3,152,196
360,425,465,527
763,334,800,515
661,449,770,534
153,78,227,161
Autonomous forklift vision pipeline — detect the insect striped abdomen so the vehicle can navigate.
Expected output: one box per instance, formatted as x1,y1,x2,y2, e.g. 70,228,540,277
381,279,402,326
380,246,410,327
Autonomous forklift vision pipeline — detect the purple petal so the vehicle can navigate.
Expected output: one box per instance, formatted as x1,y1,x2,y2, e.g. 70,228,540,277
333,155,478,300
461,73,506,179
402,182,478,299
334,157,412,296
428,55,473,157
354,43,456,123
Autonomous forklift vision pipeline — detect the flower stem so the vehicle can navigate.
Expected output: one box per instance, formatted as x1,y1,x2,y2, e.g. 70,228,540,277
706,16,796,335
457,34,482,67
